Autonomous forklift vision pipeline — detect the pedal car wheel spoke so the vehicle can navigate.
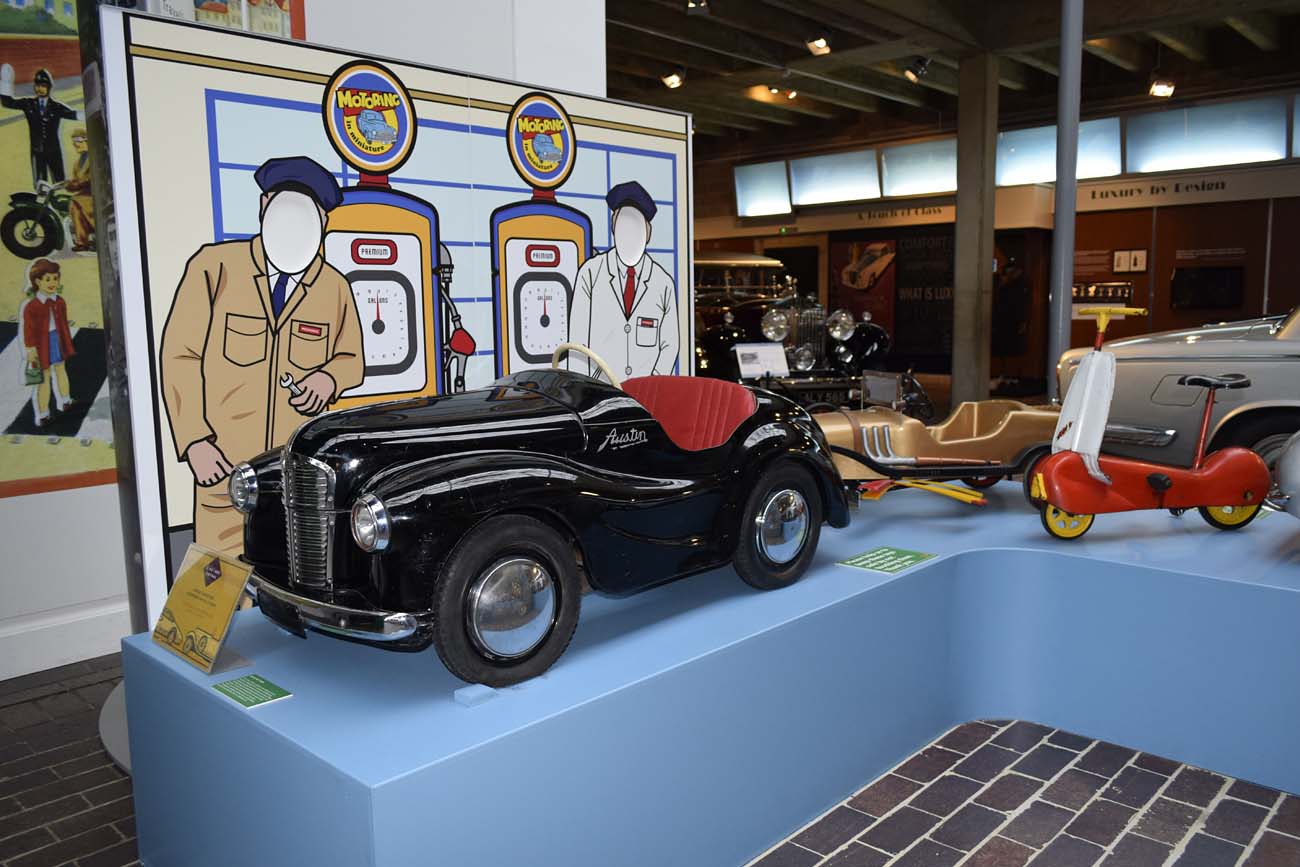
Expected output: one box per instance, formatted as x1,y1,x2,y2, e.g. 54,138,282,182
466,557,557,660
1041,504,1094,539
755,488,810,565
1199,503,1260,530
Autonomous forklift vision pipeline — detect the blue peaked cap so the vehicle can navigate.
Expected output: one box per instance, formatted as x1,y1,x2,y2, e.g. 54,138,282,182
606,180,656,221
254,156,344,212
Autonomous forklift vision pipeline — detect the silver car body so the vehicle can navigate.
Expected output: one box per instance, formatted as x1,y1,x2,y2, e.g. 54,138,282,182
1057,307,1300,468
1275,431,1300,518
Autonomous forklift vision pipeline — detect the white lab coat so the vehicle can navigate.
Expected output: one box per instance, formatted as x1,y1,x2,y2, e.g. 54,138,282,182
568,248,679,379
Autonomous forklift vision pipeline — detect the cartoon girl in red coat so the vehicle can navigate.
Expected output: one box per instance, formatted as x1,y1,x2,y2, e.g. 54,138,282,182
21,258,74,426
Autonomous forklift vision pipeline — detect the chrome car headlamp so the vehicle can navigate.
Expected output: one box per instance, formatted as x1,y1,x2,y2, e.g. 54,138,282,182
228,464,258,514
351,494,391,552
760,309,791,342
834,342,853,362
792,344,816,372
827,308,856,341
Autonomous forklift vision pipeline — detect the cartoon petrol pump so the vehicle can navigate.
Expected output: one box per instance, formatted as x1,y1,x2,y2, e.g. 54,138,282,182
491,92,593,376
320,60,475,403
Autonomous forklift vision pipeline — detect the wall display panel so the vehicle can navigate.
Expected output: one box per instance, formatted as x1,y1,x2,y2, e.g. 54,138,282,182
734,160,791,216
1268,197,1300,314
0,0,118,498
1126,96,1287,174
790,149,879,205
995,118,1121,186
97,10,691,623
880,138,956,197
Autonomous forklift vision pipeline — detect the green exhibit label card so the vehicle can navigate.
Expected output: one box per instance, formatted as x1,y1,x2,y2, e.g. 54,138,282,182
213,674,292,709
840,546,935,574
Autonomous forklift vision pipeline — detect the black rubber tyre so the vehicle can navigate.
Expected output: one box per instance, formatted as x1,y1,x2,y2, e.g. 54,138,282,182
1213,412,1300,473
733,462,823,591
431,514,581,687
1197,504,1261,531
962,475,1002,490
1020,447,1051,507
0,208,59,260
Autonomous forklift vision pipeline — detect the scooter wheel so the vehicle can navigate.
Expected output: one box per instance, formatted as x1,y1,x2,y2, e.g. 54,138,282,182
1040,504,1094,540
962,476,1002,491
1198,504,1260,531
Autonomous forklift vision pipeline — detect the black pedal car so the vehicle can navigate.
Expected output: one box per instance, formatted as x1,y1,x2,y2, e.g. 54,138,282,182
232,345,849,687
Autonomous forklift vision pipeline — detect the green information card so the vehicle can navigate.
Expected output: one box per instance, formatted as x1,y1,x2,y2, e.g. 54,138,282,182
839,546,935,574
213,674,292,709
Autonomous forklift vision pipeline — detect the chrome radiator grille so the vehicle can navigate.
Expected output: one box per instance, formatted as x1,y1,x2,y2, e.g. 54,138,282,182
282,451,336,588
791,304,826,363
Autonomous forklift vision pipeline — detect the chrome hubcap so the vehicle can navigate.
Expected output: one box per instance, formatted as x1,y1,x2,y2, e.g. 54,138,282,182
466,557,556,660
755,488,810,565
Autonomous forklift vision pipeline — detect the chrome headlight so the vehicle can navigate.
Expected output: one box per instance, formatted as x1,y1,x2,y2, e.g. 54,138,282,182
723,310,735,325
229,464,258,513
792,344,816,372
834,342,853,362
827,308,856,341
861,310,873,323
760,309,791,342
350,494,391,552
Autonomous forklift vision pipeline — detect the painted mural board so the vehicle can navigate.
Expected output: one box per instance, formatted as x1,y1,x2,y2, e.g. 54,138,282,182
97,10,692,624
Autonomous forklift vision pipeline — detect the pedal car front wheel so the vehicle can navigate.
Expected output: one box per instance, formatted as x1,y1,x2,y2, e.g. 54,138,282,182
1040,503,1094,540
1198,504,1260,531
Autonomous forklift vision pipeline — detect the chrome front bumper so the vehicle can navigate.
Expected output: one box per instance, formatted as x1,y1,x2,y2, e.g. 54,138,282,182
247,572,423,643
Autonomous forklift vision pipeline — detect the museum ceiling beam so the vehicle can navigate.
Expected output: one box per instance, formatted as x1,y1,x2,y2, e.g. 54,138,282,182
692,120,728,137
608,73,765,131
758,0,902,42
606,28,752,76
1148,25,1209,62
931,54,1031,91
639,0,855,54
607,1,934,110
874,59,959,96
1005,49,1061,76
1083,36,1145,72
981,0,1287,50
607,59,838,122
1225,12,1281,50
842,0,982,48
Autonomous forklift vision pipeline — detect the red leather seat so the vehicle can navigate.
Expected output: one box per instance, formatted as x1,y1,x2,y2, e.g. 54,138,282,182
622,376,757,452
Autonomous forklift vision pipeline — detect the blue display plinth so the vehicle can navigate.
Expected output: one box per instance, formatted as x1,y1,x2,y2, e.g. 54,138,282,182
124,485,1300,867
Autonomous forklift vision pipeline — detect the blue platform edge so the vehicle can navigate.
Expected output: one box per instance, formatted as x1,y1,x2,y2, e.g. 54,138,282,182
123,487,1300,867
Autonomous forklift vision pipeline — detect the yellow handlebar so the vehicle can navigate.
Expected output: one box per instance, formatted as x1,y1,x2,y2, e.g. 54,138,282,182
1078,306,1148,334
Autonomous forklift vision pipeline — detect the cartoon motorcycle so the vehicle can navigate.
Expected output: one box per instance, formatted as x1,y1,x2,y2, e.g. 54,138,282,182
1,179,71,259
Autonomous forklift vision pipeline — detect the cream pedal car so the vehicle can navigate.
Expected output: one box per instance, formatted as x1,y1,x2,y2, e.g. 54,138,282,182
814,400,1060,504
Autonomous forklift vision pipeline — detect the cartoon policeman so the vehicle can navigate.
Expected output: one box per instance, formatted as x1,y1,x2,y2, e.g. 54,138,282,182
160,156,364,553
568,181,678,380
0,66,82,186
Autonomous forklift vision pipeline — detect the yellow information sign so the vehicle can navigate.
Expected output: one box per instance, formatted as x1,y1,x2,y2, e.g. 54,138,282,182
152,545,252,673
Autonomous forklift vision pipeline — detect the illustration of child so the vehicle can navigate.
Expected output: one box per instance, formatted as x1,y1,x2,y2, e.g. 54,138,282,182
20,258,75,426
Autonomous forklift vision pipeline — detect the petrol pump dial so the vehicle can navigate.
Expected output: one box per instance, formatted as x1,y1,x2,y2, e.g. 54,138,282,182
354,273,417,371
515,275,571,362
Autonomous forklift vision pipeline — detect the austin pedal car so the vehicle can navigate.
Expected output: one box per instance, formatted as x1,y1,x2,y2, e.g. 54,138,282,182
232,345,849,687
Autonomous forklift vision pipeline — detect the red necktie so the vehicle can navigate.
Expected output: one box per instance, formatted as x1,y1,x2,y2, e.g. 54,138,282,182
622,266,636,318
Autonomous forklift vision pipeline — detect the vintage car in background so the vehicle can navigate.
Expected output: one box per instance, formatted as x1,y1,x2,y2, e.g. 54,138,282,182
1274,431,1300,518
839,242,895,291
1057,306,1300,470
233,356,849,687
694,250,891,407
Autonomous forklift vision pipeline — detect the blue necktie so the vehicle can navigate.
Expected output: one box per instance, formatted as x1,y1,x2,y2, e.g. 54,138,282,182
271,272,290,318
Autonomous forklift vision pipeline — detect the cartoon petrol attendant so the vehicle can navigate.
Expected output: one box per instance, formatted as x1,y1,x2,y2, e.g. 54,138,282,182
160,156,364,553
568,181,678,379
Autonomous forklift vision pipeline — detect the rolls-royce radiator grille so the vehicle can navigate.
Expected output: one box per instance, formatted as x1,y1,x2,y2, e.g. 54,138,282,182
282,452,336,588
791,305,827,364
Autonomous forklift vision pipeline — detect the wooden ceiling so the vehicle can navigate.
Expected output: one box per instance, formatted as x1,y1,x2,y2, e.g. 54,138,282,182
605,0,1300,161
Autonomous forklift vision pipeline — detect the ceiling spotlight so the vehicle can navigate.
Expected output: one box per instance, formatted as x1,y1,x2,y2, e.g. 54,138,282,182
686,0,709,14
805,36,831,56
662,70,684,89
1148,76,1175,98
786,90,798,99
768,85,780,94
903,57,931,84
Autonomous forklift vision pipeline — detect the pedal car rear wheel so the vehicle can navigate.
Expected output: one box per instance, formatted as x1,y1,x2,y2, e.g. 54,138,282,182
1198,504,1260,531
1021,448,1050,507
962,476,1002,490
1040,504,1094,540
432,515,581,687
734,463,823,591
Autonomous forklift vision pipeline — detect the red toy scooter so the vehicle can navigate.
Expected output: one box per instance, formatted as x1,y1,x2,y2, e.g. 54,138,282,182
1031,310,1271,540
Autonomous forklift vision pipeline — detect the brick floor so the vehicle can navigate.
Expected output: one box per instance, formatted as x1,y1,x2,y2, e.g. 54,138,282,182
0,655,138,867
748,721,1300,867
